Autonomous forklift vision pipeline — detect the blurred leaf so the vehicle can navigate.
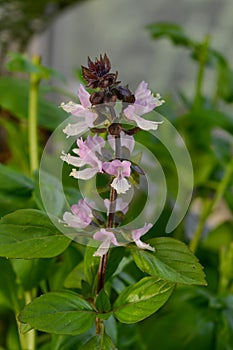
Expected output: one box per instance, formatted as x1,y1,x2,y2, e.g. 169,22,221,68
139,286,217,350
64,261,85,289
130,237,206,285
0,164,34,197
113,277,175,323
217,62,233,102
11,258,52,290
0,117,29,173
0,192,35,217
6,323,21,350
0,209,71,258
48,245,83,291
19,291,96,335
6,52,64,81
0,77,67,130
0,257,23,312
49,330,94,350
82,333,116,350
211,128,233,165
147,22,194,47
216,295,233,349
202,222,233,252
33,170,65,216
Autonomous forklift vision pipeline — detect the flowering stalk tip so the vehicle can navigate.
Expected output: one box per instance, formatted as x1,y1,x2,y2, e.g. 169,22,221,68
60,54,164,260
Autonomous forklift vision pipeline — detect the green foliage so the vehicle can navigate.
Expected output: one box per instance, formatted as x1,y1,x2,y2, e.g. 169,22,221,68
113,277,175,323
130,237,206,285
0,19,233,350
19,291,96,335
0,209,71,258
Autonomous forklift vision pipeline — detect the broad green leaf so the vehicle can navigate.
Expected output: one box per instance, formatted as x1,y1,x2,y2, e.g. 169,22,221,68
113,277,175,323
0,164,34,196
82,333,116,350
130,237,206,286
0,258,23,312
19,291,96,335
0,209,71,258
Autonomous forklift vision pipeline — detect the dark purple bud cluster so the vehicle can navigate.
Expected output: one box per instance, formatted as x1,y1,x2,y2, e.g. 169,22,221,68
81,54,135,105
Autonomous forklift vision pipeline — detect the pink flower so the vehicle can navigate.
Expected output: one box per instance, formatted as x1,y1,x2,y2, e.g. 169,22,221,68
61,84,98,137
93,229,120,257
124,81,164,131
103,159,131,194
132,223,154,251
61,135,104,180
63,199,93,229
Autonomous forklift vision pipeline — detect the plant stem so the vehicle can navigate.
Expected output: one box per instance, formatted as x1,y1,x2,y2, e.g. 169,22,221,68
28,55,41,176
17,291,36,350
189,158,233,252
96,133,120,334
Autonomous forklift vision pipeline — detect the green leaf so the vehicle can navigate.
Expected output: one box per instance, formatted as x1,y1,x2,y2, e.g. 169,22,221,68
0,209,71,258
105,247,126,281
0,257,23,312
147,22,194,47
84,246,99,289
6,52,64,81
64,261,85,289
0,164,34,197
113,277,175,323
48,245,83,291
19,291,96,335
130,237,206,286
95,289,111,313
49,331,94,350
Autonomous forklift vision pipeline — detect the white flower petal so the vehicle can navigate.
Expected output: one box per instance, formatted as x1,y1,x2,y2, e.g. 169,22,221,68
63,212,88,229
60,101,82,113
63,122,89,137
111,176,131,194
135,239,155,252
60,151,85,167
132,115,163,131
93,238,112,257
70,167,99,180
